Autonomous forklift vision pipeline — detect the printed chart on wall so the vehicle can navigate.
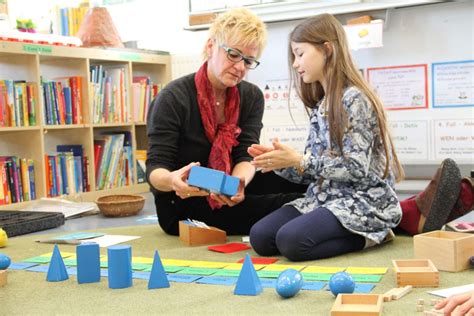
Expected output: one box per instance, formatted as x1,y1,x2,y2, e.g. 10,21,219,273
372,61,473,164
367,64,428,110
432,60,474,108
260,79,309,153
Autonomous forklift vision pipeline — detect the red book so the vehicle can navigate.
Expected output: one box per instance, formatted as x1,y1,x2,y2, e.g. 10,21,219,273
237,257,279,264
208,242,251,254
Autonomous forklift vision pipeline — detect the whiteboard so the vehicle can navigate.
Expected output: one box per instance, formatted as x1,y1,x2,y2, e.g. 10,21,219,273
247,1,474,173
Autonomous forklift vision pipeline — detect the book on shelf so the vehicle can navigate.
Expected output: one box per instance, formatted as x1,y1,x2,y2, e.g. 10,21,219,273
135,149,147,184
0,80,37,127
132,76,162,122
41,77,82,125
94,131,134,190
0,156,36,204
90,65,129,124
43,145,89,198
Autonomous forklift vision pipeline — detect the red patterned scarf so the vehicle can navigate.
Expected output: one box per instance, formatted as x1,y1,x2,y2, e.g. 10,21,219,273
195,62,241,209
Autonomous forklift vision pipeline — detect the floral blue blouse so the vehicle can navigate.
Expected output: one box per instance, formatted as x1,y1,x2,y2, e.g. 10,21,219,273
275,86,402,244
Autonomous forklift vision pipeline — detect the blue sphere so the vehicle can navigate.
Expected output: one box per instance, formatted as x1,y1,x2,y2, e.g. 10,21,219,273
0,253,11,270
329,272,355,296
275,269,304,298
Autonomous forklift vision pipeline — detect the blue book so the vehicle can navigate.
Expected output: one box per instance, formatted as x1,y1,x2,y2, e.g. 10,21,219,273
57,145,85,192
58,154,69,195
28,160,36,200
63,86,72,124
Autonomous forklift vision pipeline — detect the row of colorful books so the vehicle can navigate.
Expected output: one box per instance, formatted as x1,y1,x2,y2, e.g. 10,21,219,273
45,145,90,198
94,132,134,190
42,76,83,125
0,156,36,205
90,65,130,124
132,77,162,123
0,80,37,127
56,4,89,37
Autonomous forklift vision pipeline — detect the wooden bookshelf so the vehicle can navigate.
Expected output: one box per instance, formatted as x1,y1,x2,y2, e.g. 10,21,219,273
0,41,171,210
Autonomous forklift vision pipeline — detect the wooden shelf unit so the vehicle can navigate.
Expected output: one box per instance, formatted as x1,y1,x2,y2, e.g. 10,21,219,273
0,41,171,210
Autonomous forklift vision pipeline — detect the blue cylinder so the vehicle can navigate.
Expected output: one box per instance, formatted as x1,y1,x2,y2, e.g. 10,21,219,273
107,245,132,289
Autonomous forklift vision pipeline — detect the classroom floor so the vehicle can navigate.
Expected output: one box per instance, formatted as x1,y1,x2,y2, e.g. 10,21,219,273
24,181,424,237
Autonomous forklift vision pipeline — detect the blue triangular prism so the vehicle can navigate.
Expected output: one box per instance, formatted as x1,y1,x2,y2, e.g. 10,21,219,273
47,244,69,282
148,250,170,289
234,253,262,296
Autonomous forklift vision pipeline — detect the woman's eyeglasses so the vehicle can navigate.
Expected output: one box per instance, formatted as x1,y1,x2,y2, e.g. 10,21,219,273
219,44,260,69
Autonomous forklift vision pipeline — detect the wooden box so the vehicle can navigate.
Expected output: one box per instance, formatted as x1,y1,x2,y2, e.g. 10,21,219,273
0,270,7,287
179,220,227,246
331,294,382,316
414,230,474,272
392,259,439,287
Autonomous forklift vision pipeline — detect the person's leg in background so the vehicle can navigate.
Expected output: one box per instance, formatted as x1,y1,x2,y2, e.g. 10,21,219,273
397,158,473,235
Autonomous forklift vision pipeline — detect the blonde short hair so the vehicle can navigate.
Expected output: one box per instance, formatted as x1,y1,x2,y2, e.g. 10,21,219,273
204,8,267,59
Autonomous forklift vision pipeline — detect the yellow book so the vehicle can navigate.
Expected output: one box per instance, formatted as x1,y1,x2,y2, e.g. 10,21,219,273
20,158,30,201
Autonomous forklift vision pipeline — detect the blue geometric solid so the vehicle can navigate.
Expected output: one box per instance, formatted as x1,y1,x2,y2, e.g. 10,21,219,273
188,166,225,193
188,166,239,196
77,242,100,284
148,250,170,289
107,244,133,289
0,253,11,270
221,175,239,196
46,244,69,282
328,272,355,296
275,269,304,298
234,253,262,296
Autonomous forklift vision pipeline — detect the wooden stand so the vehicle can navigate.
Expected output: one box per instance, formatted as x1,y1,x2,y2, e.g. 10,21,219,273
331,294,383,316
179,221,227,246
414,230,474,272
392,259,439,287
0,270,7,287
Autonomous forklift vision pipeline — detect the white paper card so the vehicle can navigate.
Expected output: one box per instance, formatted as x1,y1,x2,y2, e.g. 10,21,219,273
428,284,474,298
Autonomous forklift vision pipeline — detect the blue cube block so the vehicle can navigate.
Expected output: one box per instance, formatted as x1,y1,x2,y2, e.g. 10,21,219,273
188,166,225,193
221,175,240,196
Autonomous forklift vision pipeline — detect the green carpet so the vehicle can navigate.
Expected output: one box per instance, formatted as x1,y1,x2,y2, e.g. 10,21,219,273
1,225,471,315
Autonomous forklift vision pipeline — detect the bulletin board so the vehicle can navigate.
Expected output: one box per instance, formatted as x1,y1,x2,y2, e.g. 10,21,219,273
248,1,474,169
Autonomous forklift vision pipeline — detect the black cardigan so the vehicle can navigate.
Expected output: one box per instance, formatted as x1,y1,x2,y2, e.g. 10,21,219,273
146,73,264,194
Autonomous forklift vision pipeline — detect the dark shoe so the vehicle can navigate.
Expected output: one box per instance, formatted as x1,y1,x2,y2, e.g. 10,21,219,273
448,176,474,222
415,158,461,233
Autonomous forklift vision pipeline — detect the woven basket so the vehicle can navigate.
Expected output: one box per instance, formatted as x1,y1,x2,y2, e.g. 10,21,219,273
96,194,145,217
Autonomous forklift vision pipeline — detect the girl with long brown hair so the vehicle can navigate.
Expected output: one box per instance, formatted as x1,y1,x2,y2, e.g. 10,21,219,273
248,14,471,261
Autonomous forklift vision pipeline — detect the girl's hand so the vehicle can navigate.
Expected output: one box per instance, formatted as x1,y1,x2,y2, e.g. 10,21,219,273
248,143,274,158
210,177,246,207
172,162,209,199
250,138,302,173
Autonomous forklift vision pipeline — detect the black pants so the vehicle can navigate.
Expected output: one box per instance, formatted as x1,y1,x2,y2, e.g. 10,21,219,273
153,172,306,236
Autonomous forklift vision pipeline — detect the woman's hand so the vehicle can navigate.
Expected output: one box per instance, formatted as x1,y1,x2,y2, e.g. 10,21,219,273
210,177,246,207
250,138,302,173
435,290,474,315
171,162,209,199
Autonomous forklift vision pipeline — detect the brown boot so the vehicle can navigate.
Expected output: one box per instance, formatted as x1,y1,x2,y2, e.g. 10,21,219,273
448,176,474,222
415,158,461,233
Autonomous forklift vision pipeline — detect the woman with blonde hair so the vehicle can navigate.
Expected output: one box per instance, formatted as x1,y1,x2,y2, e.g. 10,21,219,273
146,8,305,236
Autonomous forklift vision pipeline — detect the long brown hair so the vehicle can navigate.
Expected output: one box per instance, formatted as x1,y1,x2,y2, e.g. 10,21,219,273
288,14,404,182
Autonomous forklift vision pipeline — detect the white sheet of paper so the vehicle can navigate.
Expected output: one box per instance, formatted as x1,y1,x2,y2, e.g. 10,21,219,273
84,235,140,248
428,283,474,298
